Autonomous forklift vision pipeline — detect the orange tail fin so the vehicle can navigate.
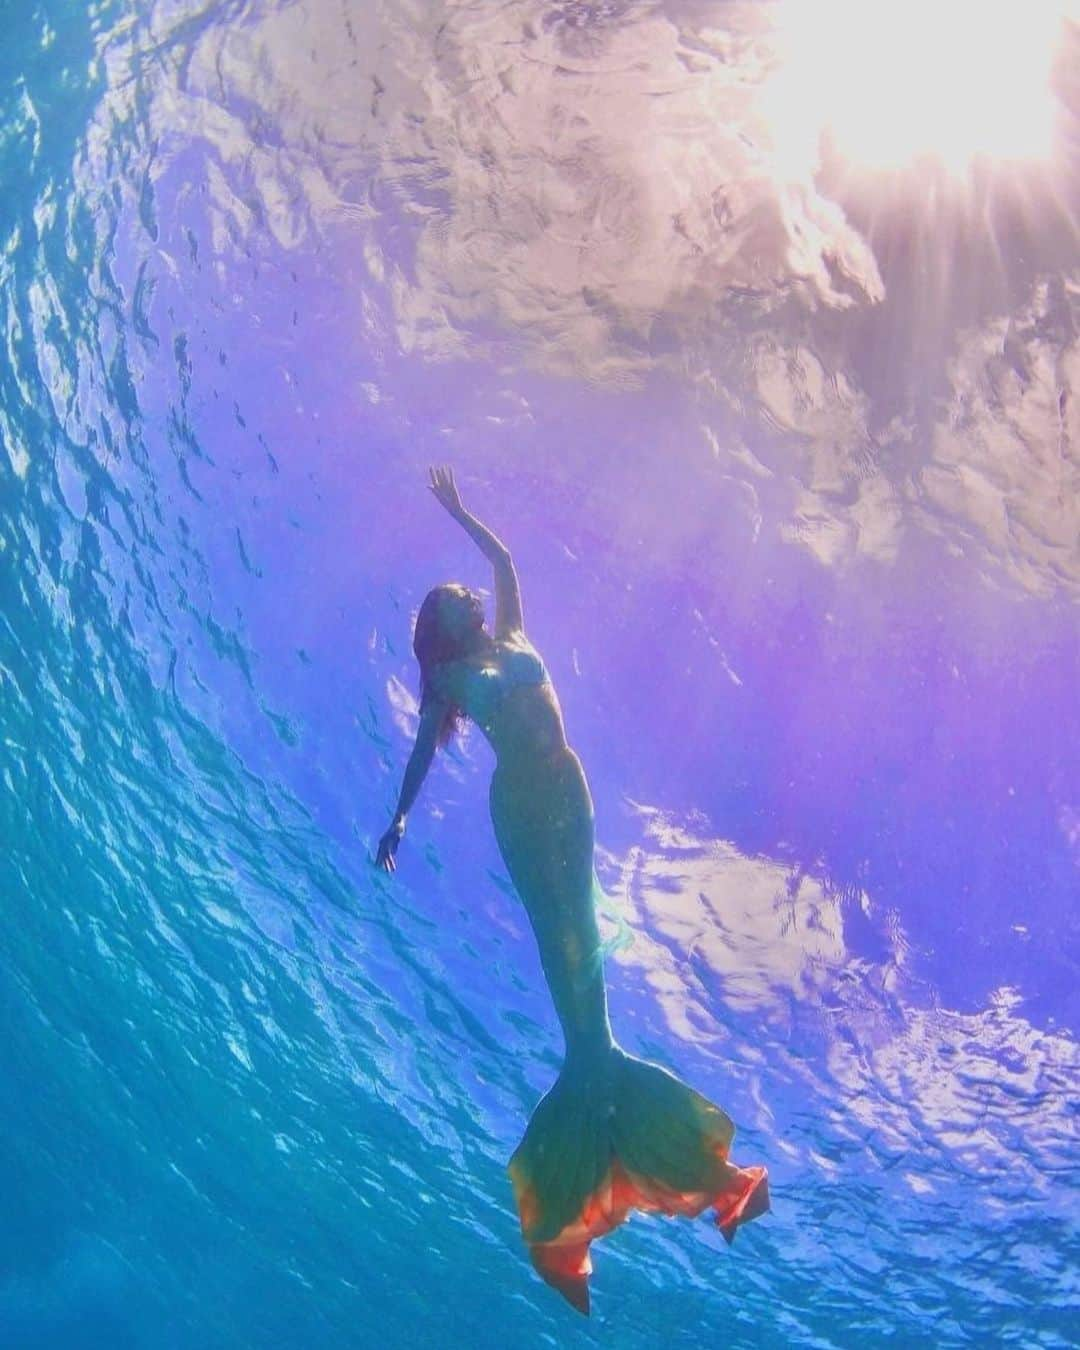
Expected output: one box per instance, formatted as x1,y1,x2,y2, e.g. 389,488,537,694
508,1048,769,1314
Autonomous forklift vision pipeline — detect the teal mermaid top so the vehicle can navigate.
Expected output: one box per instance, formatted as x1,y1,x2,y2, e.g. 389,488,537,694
467,635,549,730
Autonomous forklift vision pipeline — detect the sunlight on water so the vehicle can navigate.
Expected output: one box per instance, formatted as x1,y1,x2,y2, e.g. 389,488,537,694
769,0,1071,173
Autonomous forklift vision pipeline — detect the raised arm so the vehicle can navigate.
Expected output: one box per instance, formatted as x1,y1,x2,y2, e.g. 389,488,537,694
428,466,523,637
375,697,445,871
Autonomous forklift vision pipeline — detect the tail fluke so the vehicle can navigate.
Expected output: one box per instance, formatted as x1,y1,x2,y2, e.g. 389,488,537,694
508,1047,769,1315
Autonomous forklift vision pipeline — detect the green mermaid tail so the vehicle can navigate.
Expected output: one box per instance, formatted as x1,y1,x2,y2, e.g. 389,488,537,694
508,1045,769,1315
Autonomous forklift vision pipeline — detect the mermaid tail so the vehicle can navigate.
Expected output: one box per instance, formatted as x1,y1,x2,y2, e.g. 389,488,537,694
508,1046,769,1315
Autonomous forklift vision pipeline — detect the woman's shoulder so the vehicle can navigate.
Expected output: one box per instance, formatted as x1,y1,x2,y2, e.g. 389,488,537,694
496,626,534,652
497,630,548,681
428,651,489,701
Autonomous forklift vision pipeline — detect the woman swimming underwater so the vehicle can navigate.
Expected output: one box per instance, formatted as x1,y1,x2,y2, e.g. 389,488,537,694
376,467,768,1314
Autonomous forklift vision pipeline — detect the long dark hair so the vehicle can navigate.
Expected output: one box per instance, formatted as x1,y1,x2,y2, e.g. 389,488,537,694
413,585,470,745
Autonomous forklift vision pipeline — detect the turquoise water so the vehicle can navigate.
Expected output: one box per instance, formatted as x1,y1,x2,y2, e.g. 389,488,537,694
2,2,1078,1345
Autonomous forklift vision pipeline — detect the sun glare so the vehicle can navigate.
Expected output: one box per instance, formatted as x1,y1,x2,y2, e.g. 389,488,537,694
768,1,1070,175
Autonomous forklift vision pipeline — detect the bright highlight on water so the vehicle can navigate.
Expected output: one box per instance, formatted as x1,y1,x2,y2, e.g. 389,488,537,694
771,0,1072,171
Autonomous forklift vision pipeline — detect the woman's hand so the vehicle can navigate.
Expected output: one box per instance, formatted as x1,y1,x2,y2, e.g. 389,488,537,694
428,465,465,519
375,818,405,872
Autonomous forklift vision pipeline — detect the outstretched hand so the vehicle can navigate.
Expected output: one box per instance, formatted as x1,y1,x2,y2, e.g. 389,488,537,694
375,819,405,872
428,465,464,519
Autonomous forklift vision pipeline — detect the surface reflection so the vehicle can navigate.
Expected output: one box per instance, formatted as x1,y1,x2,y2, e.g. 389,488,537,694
147,0,1080,600
599,802,1077,1339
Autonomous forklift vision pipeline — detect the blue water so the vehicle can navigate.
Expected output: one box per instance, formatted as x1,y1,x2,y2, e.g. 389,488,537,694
2,1,1078,1345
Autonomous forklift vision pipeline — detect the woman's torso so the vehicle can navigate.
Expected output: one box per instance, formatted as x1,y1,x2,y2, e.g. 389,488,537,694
434,632,568,768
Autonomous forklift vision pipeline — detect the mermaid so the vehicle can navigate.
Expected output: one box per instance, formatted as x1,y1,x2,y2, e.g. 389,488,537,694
376,467,768,1314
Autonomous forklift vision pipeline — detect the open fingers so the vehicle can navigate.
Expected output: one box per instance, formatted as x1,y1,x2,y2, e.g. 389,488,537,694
427,464,459,507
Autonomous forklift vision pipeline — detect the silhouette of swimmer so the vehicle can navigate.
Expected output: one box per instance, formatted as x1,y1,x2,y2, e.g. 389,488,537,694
376,467,768,1314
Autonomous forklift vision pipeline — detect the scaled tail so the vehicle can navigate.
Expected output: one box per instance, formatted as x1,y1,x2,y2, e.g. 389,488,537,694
508,1046,769,1315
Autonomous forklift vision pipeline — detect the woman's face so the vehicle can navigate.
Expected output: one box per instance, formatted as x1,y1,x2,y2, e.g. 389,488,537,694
438,585,484,641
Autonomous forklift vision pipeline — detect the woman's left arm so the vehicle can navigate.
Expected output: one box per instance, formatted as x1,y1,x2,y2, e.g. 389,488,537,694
375,697,445,871
429,465,523,636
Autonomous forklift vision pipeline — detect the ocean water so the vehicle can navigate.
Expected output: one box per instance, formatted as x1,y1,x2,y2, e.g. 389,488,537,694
1,2,1078,1346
